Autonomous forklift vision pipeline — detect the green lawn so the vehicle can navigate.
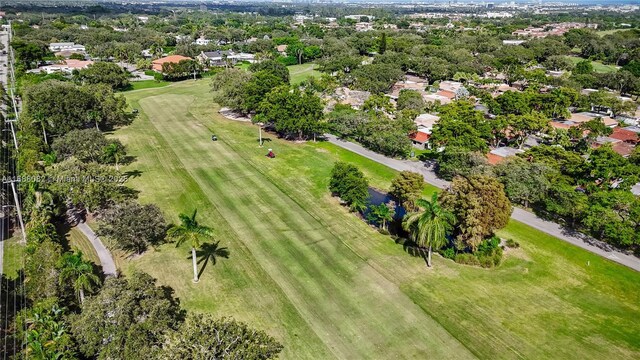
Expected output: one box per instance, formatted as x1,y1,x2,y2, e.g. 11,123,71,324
117,80,640,359
126,80,171,91
2,238,24,279
288,63,321,85
66,227,101,266
566,56,619,73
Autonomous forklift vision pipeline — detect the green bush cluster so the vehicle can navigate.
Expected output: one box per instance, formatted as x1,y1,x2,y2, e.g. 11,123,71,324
329,162,369,212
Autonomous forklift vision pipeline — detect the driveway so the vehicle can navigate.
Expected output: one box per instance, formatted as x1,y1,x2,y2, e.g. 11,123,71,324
324,134,640,272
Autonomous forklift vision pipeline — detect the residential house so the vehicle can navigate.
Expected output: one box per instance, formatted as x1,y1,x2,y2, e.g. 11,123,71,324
152,55,192,72
567,112,618,128
389,75,428,99
194,37,212,46
277,44,288,56
502,40,526,45
198,50,256,67
31,59,94,74
355,22,374,32
410,130,431,150
333,87,371,110
486,147,524,165
49,42,86,52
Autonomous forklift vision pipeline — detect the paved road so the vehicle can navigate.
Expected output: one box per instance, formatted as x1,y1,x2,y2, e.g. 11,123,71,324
325,134,640,272
76,222,117,277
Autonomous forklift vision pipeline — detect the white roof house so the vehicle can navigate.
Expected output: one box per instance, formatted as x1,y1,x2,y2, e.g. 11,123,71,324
194,37,212,46
414,113,440,130
49,42,86,52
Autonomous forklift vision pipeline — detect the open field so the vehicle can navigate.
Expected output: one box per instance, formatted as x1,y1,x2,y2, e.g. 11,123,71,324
288,63,321,85
596,29,634,37
117,80,640,359
566,56,619,73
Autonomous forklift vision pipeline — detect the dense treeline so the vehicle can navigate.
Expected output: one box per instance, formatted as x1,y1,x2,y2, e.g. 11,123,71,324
5,31,283,359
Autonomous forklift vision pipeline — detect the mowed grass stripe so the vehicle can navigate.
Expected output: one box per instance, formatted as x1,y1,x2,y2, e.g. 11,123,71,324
122,94,335,359
139,94,476,359
191,96,640,359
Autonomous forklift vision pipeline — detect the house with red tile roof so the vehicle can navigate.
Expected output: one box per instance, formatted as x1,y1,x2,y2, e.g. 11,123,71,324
152,55,192,72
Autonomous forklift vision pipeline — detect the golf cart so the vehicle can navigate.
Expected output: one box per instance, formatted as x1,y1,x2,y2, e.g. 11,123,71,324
211,134,218,141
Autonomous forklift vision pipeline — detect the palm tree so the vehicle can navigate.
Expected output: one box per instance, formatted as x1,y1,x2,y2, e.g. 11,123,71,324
58,252,101,304
32,111,49,146
167,209,215,283
402,193,455,267
103,143,125,170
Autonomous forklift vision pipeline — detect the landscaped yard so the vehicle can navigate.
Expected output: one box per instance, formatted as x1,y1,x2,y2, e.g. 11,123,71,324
117,80,640,359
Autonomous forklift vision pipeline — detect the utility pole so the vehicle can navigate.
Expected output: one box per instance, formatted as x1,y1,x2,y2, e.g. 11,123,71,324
258,123,263,147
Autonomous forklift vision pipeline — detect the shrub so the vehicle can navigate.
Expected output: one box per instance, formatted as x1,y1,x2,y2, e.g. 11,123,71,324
378,228,390,235
454,253,480,266
329,162,369,212
505,238,520,248
440,247,455,260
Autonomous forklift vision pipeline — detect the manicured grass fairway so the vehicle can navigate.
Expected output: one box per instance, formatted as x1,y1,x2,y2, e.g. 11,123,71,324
566,56,619,73
126,80,171,91
118,80,640,359
288,63,321,85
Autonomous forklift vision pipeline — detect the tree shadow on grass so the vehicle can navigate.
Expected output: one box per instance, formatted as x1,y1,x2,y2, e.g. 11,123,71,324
395,237,429,266
192,241,230,279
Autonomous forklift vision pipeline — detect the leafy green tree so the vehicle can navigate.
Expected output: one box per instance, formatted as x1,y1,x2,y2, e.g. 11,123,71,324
494,158,551,208
160,314,283,359
397,89,425,112
25,239,63,303
574,59,594,75
102,141,127,170
242,71,287,113
430,101,491,152
504,111,550,149
543,55,574,71
46,158,128,212
329,162,369,212
76,62,130,90
544,181,588,227
162,59,202,81
167,210,215,283
379,32,387,55
58,251,101,304
255,86,324,140
436,147,489,181
23,81,130,136
249,59,290,83
362,94,394,115
351,63,404,94
71,273,185,360
52,128,124,164
211,68,252,113
11,40,49,69
389,171,424,210
440,175,512,251
17,300,78,359
583,144,639,191
98,202,167,254
367,202,395,230
403,193,455,267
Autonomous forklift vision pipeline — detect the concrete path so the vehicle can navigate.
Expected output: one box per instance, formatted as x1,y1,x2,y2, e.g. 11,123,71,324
76,222,117,277
325,134,640,272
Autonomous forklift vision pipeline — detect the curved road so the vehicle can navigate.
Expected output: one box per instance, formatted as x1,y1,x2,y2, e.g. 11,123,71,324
325,134,640,272
76,222,117,277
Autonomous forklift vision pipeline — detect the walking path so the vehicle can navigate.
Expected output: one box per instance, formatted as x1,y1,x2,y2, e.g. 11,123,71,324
325,134,640,272
76,222,117,277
